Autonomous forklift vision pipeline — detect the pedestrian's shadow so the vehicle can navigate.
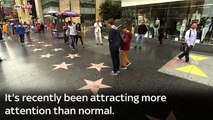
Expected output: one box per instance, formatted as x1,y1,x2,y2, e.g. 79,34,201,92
20,46,30,63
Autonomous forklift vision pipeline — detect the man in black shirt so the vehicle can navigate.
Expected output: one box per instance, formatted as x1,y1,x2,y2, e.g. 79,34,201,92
107,18,122,76
135,21,147,49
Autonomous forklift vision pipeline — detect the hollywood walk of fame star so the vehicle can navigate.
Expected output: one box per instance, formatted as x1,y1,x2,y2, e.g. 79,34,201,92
52,48,63,52
27,44,35,47
30,48,42,52
52,62,73,70
38,41,45,44
146,111,176,120
87,63,110,72
42,44,52,47
39,53,54,58
65,53,81,59
77,78,112,95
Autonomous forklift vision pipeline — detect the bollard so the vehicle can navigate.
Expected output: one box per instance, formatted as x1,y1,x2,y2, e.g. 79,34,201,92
83,26,87,33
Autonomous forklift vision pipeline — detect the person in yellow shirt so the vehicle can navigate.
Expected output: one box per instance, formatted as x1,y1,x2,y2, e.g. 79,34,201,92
2,23,7,33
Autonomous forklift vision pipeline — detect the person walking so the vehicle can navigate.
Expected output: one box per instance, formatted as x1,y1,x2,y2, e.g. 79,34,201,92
94,20,103,45
36,23,41,34
41,23,45,33
158,24,165,47
67,21,77,50
13,22,19,39
7,22,12,37
135,21,147,49
0,26,4,42
177,22,198,64
46,23,51,33
107,18,122,76
16,23,25,45
2,22,7,39
121,25,132,69
24,23,31,41
76,23,84,47
63,22,68,43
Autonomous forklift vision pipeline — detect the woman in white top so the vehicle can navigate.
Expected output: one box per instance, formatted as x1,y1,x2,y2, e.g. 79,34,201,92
66,21,77,50
94,20,103,45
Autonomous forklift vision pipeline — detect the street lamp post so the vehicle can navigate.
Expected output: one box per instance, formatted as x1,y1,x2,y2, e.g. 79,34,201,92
70,0,72,21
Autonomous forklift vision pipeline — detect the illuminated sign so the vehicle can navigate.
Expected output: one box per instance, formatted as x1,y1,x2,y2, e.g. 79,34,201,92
14,4,32,9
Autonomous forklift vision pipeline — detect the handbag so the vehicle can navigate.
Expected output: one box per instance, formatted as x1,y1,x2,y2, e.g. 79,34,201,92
180,30,191,52
180,42,187,52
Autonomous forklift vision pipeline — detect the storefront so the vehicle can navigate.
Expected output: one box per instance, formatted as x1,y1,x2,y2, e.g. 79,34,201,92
122,0,213,43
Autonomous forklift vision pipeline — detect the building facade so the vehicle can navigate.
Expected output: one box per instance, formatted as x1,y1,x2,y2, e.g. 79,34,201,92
0,0,16,22
42,0,59,23
14,0,33,23
35,0,117,24
121,0,213,43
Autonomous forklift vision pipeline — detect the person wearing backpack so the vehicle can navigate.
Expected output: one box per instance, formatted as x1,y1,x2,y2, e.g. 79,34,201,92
135,21,147,49
177,22,198,64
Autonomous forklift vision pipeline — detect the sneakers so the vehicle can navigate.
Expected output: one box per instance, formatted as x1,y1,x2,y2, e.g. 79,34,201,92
96,43,99,45
101,43,103,45
134,46,137,49
110,71,119,76
176,57,181,61
0,39,5,42
120,66,127,70
139,46,142,49
126,62,131,67
185,61,191,64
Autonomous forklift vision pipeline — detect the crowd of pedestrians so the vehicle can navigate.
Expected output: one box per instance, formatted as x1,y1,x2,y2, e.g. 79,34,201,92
0,18,198,75
63,21,84,50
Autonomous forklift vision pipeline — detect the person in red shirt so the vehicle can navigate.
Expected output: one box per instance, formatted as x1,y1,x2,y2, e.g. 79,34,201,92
46,23,51,31
121,25,132,69
36,23,41,34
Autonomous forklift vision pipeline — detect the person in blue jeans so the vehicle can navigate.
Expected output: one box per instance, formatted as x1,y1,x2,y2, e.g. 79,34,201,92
16,23,25,45
135,21,147,49
178,22,198,64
